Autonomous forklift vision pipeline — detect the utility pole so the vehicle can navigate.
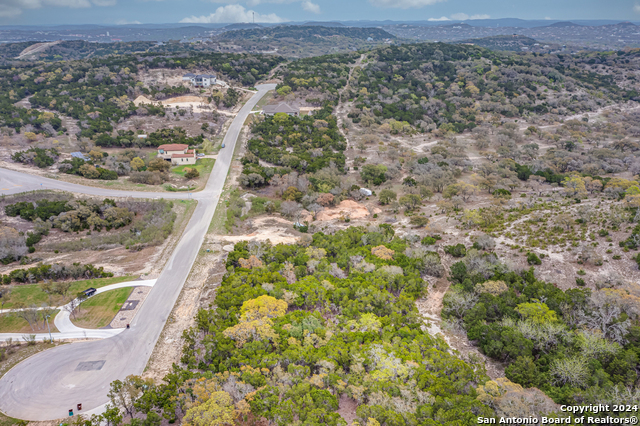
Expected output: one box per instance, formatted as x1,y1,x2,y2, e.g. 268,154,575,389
45,314,52,343
253,12,255,24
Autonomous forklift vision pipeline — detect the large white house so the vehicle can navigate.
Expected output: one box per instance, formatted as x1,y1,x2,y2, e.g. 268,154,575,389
182,73,217,88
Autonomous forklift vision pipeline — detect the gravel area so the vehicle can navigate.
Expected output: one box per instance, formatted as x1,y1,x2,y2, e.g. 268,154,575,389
109,286,151,329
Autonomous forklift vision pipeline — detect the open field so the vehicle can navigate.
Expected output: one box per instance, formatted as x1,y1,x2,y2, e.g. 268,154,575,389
71,287,133,329
0,311,60,334
171,158,215,177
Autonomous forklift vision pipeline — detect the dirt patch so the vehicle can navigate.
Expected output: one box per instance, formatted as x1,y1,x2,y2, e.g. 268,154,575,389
315,200,380,222
337,394,358,425
222,216,300,245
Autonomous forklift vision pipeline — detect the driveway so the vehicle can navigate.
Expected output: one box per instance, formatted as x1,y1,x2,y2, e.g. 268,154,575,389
0,84,276,421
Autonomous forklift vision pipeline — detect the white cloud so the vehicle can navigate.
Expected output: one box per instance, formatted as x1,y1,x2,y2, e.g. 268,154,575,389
302,0,320,13
369,0,445,9
428,16,450,21
634,3,640,13
544,16,552,20
0,4,22,17
180,4,287,23
450,12,490,20
0,0,116,17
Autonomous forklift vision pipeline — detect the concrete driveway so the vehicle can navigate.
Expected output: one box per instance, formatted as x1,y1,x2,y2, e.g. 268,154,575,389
0,84,276,421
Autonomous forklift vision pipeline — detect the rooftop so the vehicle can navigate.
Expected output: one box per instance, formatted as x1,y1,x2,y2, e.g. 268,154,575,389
263,102,300,114
158,143,189,152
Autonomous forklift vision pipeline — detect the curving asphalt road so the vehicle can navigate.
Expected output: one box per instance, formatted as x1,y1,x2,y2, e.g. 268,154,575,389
0,84,276,421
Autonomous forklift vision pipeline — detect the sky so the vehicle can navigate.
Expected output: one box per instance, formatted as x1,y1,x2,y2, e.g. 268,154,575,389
0,0,637,26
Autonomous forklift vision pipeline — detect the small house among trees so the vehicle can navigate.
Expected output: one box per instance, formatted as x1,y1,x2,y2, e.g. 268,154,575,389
157,144,197,165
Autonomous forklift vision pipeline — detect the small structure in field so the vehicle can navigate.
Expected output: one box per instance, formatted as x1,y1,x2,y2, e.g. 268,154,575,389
71,152,89,161
262,103,300,117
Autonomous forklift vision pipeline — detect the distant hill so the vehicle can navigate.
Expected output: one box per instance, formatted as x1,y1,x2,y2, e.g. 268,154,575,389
301,22,345,27
217,25,394,41
547,21,582,27
454,35,543,51
223,23,263,31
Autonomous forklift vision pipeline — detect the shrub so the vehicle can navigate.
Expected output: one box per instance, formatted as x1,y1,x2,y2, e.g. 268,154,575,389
0,226,29,263
409,216,429,227
0,262,112,284
6,200,71,221
371,245,394,260
129,171,166,185
576,277,586,286
79,164,100,179
316,193,334,207
475,280,508,295
444,244,466,258
12,147,58,168
421,236,437,246
493,188,512,198
98,168,118,180
184,168,200,179
526,252,542,265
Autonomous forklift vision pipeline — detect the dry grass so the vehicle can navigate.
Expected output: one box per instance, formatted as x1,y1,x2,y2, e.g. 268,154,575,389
0,311,59,334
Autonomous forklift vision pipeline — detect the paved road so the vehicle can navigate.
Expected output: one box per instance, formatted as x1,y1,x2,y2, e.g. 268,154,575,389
0,84,276,421
0,166,200,199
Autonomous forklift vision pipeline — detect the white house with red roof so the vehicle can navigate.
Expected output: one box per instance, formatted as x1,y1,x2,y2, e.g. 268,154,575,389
157,144,197,165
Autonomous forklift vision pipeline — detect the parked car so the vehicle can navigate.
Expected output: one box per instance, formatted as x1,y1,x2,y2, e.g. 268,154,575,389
196,153,205,158
221,143,225,148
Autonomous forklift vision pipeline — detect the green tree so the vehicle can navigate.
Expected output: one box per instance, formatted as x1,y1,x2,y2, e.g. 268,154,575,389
183,391,235,426
277,85,292,96
79,164,100,179
360,164,387,186
147,158,170,172
515,302,557,324
130,157,145,171
399,194,421,211
107,375,153,419
378,189,396,205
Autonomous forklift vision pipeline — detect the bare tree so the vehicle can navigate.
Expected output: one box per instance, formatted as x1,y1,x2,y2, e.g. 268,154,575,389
64,297,81,320
15,304,40,331
307,203,323,219
280,201,301,219
39,304,57,330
